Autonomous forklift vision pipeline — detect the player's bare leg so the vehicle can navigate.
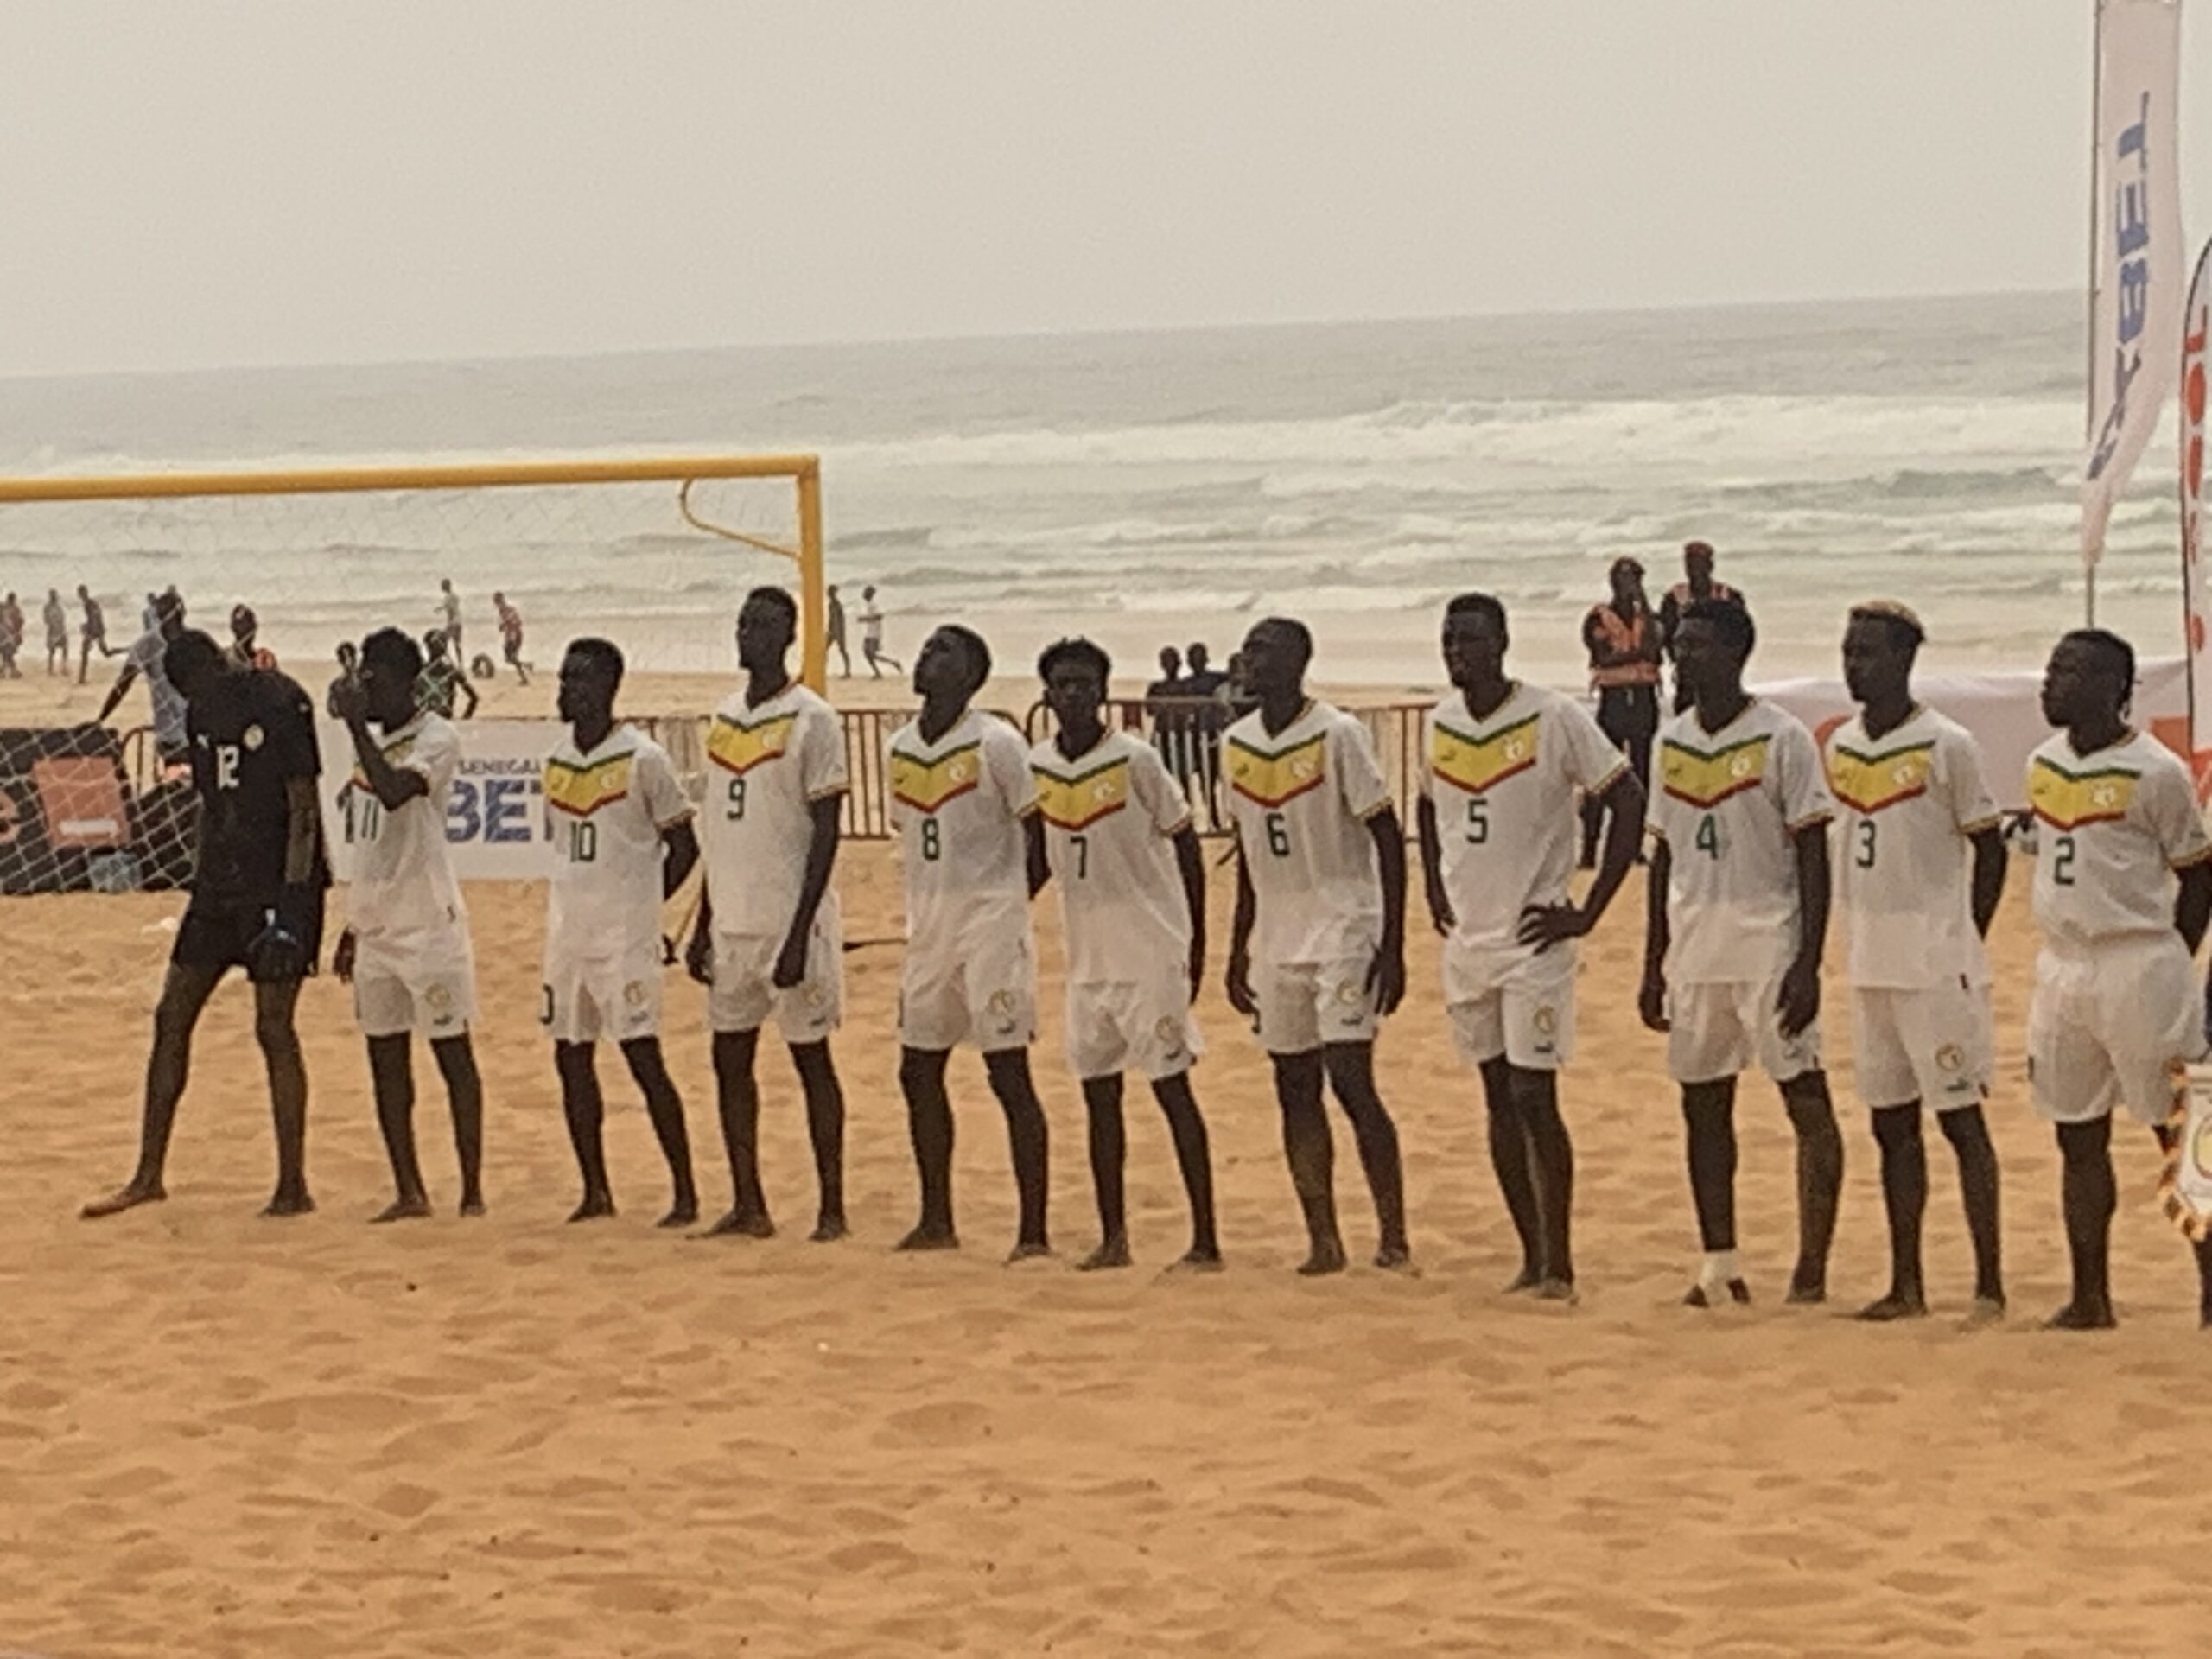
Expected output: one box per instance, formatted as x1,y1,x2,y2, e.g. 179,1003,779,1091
1077,1074,1132,1270
1681,1078,1750,1307
366,1033,431,1222
1323,1041,1412,1270
1478,1056,1543,1291
1272,1052,1346,1274
556,1041,617,1221
2150,1121,2212,1327
1859,1103,1928,1319
620,1037,698,1228
1151,1071,1222,1270
896,1046,959,1249
82,961,224,1217
254,977,314,1217
1512,1067,1576,1300
790,1039,848,1240
1937,1106,2003,1319
2048,1116,2118,1329
430,1034,485,1215
983,1046,1052,1261
1781,1070,1842,1304
706,1028,775,1238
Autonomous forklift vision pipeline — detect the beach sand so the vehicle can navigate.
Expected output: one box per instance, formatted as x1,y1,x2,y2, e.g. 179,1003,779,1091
4,804,2210,1656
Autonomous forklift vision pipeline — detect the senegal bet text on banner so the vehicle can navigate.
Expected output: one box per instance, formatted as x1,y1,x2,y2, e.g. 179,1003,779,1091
2180,237,2212,800
2082,0,2183,569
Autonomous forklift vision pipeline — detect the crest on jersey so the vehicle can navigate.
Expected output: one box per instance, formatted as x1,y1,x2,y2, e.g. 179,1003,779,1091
1034,755,1130,831
1431,712,1541,797
1228,730,1328,810
2029,756,2139,832
1661,734,1771,810
1827,741,1933,815
708,709,797,778
892,741,982,814
2160,1062,2212,1240
243,724,265,752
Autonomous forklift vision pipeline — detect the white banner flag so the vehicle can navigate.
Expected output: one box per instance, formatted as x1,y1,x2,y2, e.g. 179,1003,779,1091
2182,238,2212,799
321,719,553,883
2082,0,2183,568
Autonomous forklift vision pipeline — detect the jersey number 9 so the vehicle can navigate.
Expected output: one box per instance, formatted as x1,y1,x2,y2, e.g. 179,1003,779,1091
726,777,747,821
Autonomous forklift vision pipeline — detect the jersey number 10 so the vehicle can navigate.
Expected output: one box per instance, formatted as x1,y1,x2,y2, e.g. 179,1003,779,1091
565,819,598,863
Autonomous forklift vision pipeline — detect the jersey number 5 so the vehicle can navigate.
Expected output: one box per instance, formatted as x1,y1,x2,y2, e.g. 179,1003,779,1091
1465,798,1488,844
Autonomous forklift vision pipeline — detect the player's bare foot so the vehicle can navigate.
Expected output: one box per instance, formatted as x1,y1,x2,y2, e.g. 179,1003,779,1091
1296,1239,1348,1276
1077,1237,1132,1272
1784,1274,1827,1306
1684,1277,1752,1308
459,1196,486,1217
261,1190,315,1218
2044,1300,2117,1331
1961,1295,2006,1329
81,1180,165,1219
1503,1266,1542,1294
1167,1247,1224,1274
370,1195,433,1224
657,1198,697,1229
1532,1277,1579,1305
1374,1243,1418,1274
810,1214,849,1243
1855,1292,1928,1322
1006,1239,1053,1264
895,1223,959,1252
569,1193,617,1223
702,1208,776,1239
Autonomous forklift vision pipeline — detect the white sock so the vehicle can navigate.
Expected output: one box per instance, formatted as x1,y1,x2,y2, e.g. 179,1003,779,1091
1700,1250,1740,1287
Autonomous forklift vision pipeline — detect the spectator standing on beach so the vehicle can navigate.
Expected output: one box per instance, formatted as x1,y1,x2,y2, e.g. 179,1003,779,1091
229,605,278,671
327,642,359,718
437,578,463,658
826,584,852,677
494,591,532,685
1580,556,1664,866
0,592,22,678
77,585,118,683
1658,541,1745,714
44,589,68,675
1147,646,1192,791
416,629,479,721
860,585,903,678
1182,641,1229,830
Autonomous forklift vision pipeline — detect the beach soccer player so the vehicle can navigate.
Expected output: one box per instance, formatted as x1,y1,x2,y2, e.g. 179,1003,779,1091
542,639,702,1225
1828,603,2006,1322
83,630,328,1219
416,629,478,720
1641,598,1843,1308
2024,629,2212,1329
887,625,1052,1258
860,585,902,678
826,583,852,677
1224,617,1412,1274
1416,594,1643,1300
437,578,462,658
97,589,189,767
331,627,486,1221
76,584,116,683
44,589,68,675
684,587,850,1242
493,591,531,685
1029,636,1222,1271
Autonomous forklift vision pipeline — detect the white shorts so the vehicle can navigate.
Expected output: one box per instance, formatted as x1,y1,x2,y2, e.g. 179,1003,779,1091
707,915,842,1043
1852,980,1990,1113
1445,943,1576,1071
543,938,664,1046
900,915,1037,1053
1254,957,1377,1055
1066,973,1203,1081
1667,975,1821,1086
2028,939,2204,1127
353,929,477,1041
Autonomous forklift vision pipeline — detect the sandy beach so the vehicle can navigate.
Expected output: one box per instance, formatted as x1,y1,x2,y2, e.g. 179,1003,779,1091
4,786,2209,1655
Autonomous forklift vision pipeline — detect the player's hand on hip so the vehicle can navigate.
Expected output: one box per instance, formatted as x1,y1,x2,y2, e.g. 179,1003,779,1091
1368,942,1407,1017
1516,902,1588,954
332,928,357,983
1638,968,1669,1033
684,925,715,988
1224,951,1256,1018
771,927,809,990
1776,956,1821,1039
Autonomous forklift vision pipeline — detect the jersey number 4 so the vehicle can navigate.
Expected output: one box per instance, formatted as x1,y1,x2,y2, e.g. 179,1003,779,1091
1694,812,1720,859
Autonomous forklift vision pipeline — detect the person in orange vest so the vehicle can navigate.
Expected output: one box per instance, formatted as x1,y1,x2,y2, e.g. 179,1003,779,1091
1580,556,1663,865
1658,541,1745,714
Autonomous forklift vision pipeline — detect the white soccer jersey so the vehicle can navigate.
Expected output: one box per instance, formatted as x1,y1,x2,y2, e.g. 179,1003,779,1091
1827,706,1999,990
1224,699,1392,965
1418,683,1626,969
1650,697,1834,986
2027,729,2212,950
702,681,848,939
887,709,1035,947
1032,728,1193,984
543,724,691,963
344,712,466,942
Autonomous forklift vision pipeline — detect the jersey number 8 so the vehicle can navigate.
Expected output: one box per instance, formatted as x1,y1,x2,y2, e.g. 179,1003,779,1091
921,818,942,861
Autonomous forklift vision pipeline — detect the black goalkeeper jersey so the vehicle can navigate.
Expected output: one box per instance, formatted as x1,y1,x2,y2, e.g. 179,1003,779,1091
186,668,328,905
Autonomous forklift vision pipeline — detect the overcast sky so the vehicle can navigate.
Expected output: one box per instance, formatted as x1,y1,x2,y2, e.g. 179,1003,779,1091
3,1,2205,376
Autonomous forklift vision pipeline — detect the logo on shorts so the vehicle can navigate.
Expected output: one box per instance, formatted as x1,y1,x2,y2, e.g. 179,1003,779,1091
243,724,264,751
1154,1015,1181,1044
987,989,1017,1016
1533,1006,1558,1036
1333,979,1364,1008
803,982,829,1011
1936,1043,1964,1075
624,980,648,1008
425,984,454,1027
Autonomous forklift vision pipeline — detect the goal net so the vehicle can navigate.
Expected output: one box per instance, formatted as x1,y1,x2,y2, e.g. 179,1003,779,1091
0,454,823,896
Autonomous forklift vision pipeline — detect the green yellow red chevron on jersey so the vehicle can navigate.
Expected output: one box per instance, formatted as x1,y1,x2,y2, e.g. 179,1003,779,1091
705,708,796,778
1429,712,1540,796
1033,754,1130,832
1827,739,1934,815
2029,755,2139,831
1227,728,1328,810
1660,732,1772,810
891,740,984,815
544,749,632,818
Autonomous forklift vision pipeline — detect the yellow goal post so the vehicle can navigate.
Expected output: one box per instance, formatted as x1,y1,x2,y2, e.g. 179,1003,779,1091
0,450,830,690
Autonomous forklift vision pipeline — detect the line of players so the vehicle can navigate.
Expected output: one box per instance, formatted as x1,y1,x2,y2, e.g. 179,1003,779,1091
78,588,2212,1330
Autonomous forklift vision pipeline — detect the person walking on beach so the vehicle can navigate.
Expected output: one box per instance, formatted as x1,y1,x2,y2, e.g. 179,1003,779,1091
826,584,852,677
1418,593,1643,1301
542,638,702,1226
2023,628,2212,1329
1827,602,2005,1322
1224,617,1412,1275
81,629,327,1220
437,579,463,659
1580,556,1663,865
77,585,117,683
0,592,22,678
887,625,1052,1258
44,589,69,675
860,585,902,678
1641,598,1841,1309
494,592,531,685
1658,542,1743,714
416,630,477,720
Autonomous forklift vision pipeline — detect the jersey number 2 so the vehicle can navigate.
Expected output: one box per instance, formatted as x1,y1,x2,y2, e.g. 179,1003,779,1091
2053,834,2076,886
